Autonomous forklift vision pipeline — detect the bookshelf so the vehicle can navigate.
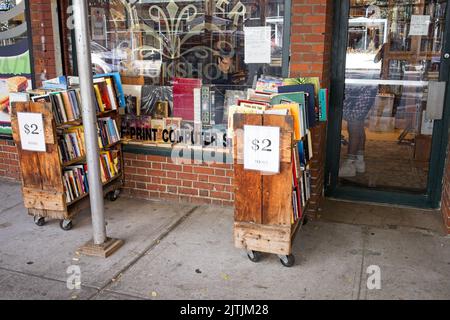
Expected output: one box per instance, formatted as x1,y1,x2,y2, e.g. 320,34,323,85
233,113,309,267
10,76,124,231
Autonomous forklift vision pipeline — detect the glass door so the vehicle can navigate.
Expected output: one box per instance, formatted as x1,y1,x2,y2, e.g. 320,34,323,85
327,0,450,207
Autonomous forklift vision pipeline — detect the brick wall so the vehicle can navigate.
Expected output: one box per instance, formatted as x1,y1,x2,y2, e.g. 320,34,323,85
290,0,334,216
29,0,58,87
123,153,234,206
441,137,450,235
0,140,20,181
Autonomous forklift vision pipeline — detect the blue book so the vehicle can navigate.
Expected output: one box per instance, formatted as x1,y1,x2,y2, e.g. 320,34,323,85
319,88,328,122
297,141,306,166
106,119,118,143
278,84,316,128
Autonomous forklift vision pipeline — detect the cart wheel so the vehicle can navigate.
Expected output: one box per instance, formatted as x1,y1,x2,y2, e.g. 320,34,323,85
302,215,309,226
34,216,45,227
60,219,73,231
279,254,295,267
247,250,262,263
107,190,120,202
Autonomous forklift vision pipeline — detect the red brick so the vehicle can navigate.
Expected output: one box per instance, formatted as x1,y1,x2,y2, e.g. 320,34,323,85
179,187,198,196
210,191,231,200
209,176,231,185
178,172,197,181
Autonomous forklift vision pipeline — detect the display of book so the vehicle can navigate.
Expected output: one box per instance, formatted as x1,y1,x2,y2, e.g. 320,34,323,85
14,73,125,223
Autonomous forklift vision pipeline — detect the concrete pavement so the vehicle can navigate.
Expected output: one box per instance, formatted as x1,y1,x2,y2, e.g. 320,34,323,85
0,179,449,300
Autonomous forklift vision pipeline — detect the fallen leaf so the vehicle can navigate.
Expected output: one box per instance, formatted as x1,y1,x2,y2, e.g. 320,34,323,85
221,273,230,280
151,291,158,297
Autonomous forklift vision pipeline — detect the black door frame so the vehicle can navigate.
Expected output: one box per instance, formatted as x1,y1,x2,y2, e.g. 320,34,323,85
326,0,450,209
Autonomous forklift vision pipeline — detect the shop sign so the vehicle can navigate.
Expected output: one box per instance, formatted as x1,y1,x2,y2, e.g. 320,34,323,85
17,112,46,152
243,125,280,173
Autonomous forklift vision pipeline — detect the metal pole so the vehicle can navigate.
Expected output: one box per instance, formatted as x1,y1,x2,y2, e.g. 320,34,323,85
73,0,107,245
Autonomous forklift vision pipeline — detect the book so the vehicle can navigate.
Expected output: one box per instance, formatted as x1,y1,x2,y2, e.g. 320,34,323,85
63,164,89,203
271,103,304,140
122,85,142,116
61,91,75,121
93,84,104,112
278,85,317,128
151,119,165,142
97,117,120,147
319,88,328,122
153,101,169,119
201,86,211,125
105,78,119,110
173,78,202,121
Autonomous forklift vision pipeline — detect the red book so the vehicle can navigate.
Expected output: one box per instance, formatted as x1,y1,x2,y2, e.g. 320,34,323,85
172,78,202,121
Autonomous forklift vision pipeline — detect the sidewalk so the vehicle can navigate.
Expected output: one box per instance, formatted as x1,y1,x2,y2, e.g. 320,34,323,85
0,179,449,300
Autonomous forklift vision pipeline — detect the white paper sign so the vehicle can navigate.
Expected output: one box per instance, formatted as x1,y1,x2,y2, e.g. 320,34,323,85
409,15,430,36
244,26,271,64
244,125,280,173
17,112,46,152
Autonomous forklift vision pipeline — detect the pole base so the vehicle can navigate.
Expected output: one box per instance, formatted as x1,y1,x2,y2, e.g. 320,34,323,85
77,237,124,258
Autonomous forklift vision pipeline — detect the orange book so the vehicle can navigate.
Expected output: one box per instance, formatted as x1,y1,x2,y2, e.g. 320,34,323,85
271,103,302,140
61,91,75,121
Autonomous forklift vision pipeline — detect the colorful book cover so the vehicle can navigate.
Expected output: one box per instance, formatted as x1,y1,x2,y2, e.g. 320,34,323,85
271,103,303,140
173,78,202,121
319,88,328,122
278,84,317,128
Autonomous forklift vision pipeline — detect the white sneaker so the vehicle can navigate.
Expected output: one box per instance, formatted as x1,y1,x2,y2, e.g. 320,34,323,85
355,158,366,173
339,159,356,177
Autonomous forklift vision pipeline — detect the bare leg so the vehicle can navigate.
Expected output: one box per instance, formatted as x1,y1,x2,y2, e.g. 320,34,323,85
347,120,365,159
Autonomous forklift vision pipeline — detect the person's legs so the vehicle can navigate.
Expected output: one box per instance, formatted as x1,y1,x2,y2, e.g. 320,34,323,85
355,121,366,173
340,120,366,177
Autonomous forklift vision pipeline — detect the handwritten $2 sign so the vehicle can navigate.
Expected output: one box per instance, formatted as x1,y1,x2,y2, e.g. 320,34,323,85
243,125,280,174
17,112,46,152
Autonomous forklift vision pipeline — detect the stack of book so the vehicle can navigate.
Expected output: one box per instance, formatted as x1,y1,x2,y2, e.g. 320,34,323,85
63,164,89,203
99,150,120,183
58,126,86,164
93,77,119,113
97,117,120,148
32,89,82,125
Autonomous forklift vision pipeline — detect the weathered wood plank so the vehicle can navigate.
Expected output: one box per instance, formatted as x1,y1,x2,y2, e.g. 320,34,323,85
233,114,263,224
11,102,56,145
233,113,263,164
234,222,292,255
262,162,293,226
234,164,262,224
22,188,65,211
28,208,70,220
37,144,64,192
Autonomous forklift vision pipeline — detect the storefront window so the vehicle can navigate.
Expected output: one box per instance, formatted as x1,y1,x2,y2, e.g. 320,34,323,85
0,0,32,139
86,0,287,150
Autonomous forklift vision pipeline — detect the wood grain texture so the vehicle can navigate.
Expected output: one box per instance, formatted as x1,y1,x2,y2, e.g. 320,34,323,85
233,113,262,164
233,114,263,223
234,164,262,223
234,222,291,255
262,162,293,226
22,188,66,211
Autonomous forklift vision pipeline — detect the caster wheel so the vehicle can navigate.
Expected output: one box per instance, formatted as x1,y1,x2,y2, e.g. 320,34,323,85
302,215,309,226
107,190,120,202
34,216,45,227
279,254,295,267
247,250,262,263
60,219,73,231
